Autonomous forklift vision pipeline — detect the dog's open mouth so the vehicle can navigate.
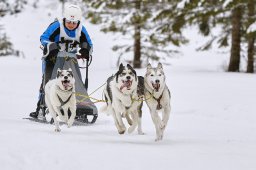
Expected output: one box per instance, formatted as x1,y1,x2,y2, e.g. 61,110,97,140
152,83,160,92
62,80,71,90
120,80,133,91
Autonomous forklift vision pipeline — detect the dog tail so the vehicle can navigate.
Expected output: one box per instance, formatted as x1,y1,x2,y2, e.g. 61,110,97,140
100,105,107,113
100,104,111,116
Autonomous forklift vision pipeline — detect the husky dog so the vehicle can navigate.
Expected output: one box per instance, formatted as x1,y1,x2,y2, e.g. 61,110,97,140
144,63,171,141
102,63,144,134
45,68,76,132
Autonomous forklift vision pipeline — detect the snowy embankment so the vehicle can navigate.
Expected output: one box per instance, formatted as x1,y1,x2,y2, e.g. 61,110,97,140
0,1,256,170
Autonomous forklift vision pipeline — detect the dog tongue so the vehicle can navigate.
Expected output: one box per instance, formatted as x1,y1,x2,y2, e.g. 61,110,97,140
120,81,131,91
152,83,160,91
62,81,70,90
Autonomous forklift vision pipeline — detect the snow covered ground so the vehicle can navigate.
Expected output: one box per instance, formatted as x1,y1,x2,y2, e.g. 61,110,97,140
0,1,256,170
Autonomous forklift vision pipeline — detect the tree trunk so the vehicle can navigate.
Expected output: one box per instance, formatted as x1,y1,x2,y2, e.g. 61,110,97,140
59,0,66,14
247,35,255,73
133,1,141,68
247,0,255,73
228,6,242,72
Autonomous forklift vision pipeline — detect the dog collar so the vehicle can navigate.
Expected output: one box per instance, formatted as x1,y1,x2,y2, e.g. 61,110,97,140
56,85,73,93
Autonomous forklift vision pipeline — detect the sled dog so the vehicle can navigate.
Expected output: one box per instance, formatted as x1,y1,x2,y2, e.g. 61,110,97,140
45,68,76,132
102,63,144,134
144,63,171,141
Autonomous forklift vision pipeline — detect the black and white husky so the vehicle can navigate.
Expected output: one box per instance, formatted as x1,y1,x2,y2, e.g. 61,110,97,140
144,63,171,141
45,68,76,132
102,63,144,135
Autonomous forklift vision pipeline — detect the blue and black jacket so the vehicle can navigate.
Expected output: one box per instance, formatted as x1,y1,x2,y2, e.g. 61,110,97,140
40,19,93,49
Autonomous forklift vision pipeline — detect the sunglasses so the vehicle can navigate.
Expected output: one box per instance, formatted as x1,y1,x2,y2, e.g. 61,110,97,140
66,19,79,24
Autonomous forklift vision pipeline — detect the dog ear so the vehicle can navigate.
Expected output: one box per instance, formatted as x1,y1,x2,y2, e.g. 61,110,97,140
147,63,152,70
127,63,132,68
115,73,119,83
119,63,124,71
57,68,61,78
127,64,137,81
116,63,124,82
157,63,163,70
134,70,137,81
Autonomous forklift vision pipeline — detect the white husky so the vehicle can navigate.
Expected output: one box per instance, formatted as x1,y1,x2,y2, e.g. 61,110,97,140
144,63,171,141
45,68,76,132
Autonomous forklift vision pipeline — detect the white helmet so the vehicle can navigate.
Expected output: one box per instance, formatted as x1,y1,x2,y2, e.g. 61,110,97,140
63,4,82,22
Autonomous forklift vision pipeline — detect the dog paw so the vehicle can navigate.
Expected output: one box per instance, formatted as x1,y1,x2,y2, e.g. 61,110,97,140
117,126,126,135
155,137,162,142
155,134,163,142
138,131,145,135
55,128,61,132
67,121,74,128
118,129,126,135
155,138,160,142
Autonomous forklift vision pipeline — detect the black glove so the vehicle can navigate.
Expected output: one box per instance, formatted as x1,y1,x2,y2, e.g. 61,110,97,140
43,42,59,61
78,48,90,60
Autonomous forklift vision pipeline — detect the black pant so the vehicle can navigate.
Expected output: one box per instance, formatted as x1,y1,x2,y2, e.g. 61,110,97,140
36,58,55,112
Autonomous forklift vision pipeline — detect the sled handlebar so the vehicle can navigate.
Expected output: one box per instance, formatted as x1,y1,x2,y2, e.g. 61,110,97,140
57,51,92,65
57,51,78,58
55,51,91,90
56,51,92,70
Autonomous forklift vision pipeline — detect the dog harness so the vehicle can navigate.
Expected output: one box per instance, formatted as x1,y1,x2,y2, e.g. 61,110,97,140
145,81,164,110
56,86,74,107
148,91,163,110
153,93,163,110
57,93,73,107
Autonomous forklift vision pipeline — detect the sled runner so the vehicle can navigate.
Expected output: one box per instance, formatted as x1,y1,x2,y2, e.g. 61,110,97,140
23,117,92,126
28,51,98,124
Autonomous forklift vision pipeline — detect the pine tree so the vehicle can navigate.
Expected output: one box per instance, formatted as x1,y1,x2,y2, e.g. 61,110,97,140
82,0,186,68
0,1,13,56
180,0,252,72
0,31,13,56
0,0,27,56
183,0,229,50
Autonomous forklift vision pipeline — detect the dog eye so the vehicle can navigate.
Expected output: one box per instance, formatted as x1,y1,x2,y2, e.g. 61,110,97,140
121,73,126,76
159,74,161,76
61,74,64,77
67,74,71,77
150,74,154,76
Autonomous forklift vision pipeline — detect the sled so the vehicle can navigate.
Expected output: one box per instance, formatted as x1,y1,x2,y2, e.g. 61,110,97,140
29,51,98,124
